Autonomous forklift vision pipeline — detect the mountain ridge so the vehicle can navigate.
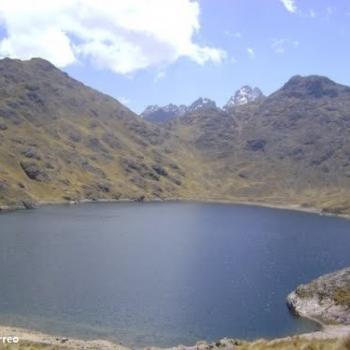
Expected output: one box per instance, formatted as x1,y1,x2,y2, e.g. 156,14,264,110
1,58,350,215
142,85,264,123
141,97,218,123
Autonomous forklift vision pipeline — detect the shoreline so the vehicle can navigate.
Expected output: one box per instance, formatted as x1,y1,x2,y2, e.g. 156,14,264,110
0,323,349,350
0,325,127,349
1,196,350,221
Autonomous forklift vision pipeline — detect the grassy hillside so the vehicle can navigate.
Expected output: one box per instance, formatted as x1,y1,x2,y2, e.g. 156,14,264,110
1,58,350,214
0,58,202,209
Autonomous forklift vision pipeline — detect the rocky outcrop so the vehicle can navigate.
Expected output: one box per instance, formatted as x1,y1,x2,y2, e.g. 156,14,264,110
20,161,48,181
287,267,350,325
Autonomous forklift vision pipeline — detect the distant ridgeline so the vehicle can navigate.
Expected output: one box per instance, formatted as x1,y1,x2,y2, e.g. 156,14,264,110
1,57,350,214
141,86,264,123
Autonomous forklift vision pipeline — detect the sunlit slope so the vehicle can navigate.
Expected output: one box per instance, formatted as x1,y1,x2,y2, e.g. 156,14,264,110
0,58,199,208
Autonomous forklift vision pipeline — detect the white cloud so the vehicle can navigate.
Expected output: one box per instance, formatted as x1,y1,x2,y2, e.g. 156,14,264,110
280,0,297,13
0,0,226,74
271,38,299,54
247,48,255,59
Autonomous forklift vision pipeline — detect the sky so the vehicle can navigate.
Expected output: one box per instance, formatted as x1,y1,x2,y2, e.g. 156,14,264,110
0,0,349,113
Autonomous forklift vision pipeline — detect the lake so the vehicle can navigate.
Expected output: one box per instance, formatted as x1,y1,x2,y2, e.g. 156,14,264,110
0,201,350,347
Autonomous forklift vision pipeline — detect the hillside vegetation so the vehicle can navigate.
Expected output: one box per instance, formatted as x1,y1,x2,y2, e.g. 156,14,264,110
0,58,200,209
1,58,350,214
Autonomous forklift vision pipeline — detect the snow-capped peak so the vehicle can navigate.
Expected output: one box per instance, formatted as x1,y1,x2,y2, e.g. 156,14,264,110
224,86,264,109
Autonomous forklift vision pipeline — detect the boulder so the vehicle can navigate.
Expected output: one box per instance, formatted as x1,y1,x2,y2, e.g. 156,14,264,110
20,161,48,181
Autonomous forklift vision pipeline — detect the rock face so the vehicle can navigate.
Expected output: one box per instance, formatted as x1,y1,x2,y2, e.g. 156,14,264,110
20,161,48,181
224,85,264,109
141,104,187,123
187,97,217,112
287,267,350,325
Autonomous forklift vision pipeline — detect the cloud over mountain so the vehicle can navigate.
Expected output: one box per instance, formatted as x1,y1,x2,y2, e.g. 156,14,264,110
0,0,226,74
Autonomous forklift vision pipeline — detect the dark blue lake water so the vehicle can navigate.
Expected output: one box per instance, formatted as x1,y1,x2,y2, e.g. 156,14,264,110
0,202,350,347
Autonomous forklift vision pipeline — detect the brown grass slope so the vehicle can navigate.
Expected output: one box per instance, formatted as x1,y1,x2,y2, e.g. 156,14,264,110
0,58,202,209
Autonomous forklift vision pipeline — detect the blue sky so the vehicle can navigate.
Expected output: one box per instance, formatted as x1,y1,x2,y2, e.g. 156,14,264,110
0,0,349,113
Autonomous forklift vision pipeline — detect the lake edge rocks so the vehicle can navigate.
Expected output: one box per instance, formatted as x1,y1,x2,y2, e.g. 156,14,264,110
287,267,350,325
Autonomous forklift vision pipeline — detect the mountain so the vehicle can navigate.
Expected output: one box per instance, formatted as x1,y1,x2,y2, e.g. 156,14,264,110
1,59,350,215
168,75,350,214
0,58,197,209
142,87,263,123
275,75,350,99
142,98,217,123
187,97,217,112
223,85,264,109
141,103,187,123
142,86,263,123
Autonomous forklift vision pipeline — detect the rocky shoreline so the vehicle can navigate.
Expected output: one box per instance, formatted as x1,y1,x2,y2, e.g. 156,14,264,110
287,267,350,326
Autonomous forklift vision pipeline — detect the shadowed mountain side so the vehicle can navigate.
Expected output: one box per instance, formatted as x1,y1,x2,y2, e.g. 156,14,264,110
167,75,350,214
